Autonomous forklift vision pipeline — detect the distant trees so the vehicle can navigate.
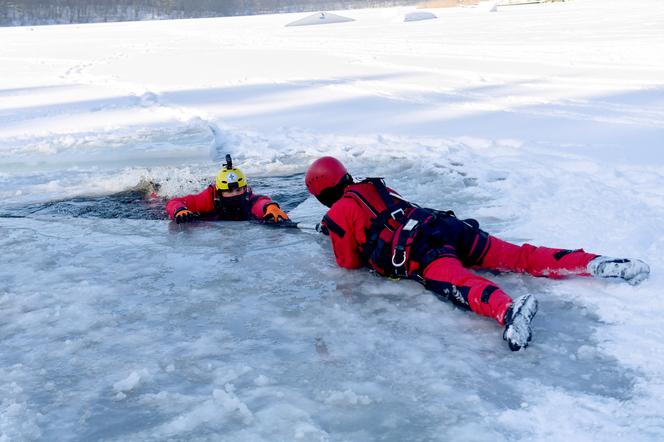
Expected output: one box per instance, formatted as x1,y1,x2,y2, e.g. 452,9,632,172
1,0,419,26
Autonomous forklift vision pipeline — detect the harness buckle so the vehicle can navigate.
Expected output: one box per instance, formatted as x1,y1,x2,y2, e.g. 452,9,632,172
392,247,406,268
402,219,418,231
390,208,405,220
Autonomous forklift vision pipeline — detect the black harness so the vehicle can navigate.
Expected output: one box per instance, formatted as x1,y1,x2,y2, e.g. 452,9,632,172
346,179,439,279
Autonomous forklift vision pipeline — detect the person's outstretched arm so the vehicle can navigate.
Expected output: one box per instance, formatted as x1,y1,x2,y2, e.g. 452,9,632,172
248,193,289,222
165,185,216,222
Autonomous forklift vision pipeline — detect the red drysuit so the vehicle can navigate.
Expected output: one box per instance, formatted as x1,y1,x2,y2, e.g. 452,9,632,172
321,179,598,325
165,185,275,221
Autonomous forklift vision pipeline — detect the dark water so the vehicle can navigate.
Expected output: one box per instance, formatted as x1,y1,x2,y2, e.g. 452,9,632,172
1,0,420,27
0,174,309,221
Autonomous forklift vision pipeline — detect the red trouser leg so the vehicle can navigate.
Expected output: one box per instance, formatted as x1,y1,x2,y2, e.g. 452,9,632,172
422,256,512,325
480,236,598,278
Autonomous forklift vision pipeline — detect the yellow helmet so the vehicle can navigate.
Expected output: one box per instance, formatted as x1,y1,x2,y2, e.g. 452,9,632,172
216,155,247,191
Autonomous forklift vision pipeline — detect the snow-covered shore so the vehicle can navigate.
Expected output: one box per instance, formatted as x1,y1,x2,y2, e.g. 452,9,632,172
1,1,663,440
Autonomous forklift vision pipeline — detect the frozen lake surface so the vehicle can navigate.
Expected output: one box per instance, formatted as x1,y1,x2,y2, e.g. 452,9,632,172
1,1,663,440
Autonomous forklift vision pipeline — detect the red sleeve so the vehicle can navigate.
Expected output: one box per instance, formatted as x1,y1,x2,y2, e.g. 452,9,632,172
322,198,366,270
165,185,216,219
248,193,275,220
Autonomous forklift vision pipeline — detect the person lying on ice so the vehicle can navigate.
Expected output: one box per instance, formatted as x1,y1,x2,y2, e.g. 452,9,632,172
165,155,289,224
304,156,650,352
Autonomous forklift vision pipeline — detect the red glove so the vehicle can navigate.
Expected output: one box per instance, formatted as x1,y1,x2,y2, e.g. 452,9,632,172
174,208,195,224
263,203,289,223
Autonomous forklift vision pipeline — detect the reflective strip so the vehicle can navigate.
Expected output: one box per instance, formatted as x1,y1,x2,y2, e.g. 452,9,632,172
403,219,419,231
425,280,471,309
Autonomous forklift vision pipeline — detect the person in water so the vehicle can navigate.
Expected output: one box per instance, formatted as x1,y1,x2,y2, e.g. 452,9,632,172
166,155,289,224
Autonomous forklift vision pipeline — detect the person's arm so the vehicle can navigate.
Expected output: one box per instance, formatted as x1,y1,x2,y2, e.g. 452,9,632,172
322,200,364,270
165,186,216,220
248,193,289,222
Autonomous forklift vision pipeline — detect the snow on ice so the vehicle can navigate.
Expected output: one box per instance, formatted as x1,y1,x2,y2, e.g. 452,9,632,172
1,0,664,440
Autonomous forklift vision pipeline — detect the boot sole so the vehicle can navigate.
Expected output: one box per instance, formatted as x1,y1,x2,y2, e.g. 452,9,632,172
504,294,538,351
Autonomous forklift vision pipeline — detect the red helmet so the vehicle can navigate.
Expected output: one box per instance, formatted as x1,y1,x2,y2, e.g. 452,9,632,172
305,156,352,207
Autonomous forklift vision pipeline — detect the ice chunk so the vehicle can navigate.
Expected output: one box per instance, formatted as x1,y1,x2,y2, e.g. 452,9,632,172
113,370,147,393
286,12,354,27
404,11,437,22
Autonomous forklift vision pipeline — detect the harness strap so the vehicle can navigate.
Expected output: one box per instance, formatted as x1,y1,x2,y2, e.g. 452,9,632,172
390,209,435,278
346,188,379,218
322,214,346,238
368,178,407,222
346,179,411,265
345,188,385,264
345,179,443,279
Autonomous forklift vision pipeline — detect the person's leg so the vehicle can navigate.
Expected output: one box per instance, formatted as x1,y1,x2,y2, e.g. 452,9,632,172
479,236,598,278
421,256,537,350
429,215,648,284
422,256,512,325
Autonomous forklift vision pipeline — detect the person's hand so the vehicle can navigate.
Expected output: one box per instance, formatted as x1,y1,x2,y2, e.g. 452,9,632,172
174,208,195,224
263,203,289,223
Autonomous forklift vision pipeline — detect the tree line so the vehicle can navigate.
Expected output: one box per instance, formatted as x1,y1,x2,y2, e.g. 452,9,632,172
1,0,418,26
